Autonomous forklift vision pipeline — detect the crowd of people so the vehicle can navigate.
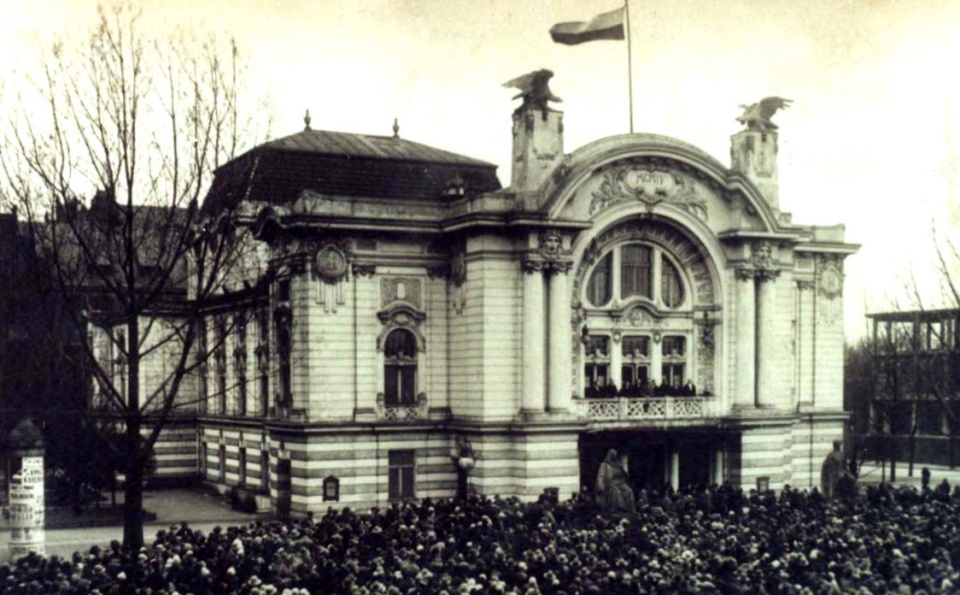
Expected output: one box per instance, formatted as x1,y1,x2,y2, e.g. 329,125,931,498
585,377,708,398
4,482,960,594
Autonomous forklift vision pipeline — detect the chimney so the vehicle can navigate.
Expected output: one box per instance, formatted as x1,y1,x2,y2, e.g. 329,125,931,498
730,129,779,211
505,69,564,192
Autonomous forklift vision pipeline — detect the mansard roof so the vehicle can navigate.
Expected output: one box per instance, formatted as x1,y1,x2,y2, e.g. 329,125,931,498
202,128,502,214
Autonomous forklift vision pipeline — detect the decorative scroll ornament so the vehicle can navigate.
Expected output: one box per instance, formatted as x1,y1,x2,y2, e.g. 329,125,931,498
589,166,707,221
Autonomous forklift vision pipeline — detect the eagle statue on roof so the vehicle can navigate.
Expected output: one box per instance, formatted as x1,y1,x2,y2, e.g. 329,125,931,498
736,97,793,132
503,69,562,115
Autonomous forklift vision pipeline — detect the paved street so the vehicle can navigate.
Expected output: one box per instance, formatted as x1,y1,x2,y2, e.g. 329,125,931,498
1,488,265,560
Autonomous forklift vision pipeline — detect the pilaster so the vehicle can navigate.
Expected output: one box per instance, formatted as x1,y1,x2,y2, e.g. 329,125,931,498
521,260,546,415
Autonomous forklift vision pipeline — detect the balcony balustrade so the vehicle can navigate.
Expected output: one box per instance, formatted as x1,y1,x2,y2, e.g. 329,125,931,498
575,395,718,422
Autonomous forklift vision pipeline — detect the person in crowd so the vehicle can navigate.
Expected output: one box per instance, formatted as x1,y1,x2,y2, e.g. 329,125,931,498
4,473,960,594
585,377,599,399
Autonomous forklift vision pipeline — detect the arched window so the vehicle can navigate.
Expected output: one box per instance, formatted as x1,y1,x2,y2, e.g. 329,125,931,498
586,252,612,306
661,258,685,308
384,329,418,406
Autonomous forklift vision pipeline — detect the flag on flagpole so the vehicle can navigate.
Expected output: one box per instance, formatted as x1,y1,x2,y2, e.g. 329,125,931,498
549,7,625,45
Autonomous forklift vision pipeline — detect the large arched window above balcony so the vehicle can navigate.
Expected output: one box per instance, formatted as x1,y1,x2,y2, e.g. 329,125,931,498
384,328,418,406
584,243,688,310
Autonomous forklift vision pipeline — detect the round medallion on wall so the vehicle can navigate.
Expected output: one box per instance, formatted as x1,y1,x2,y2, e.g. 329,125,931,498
316,246,348,282
820,268,842,298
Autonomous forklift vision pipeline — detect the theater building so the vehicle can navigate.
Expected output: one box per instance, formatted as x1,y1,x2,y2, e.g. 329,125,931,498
188,77,858,513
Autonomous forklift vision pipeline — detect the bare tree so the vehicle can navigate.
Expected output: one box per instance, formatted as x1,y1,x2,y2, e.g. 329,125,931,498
0,4,267,551
849,228,960,483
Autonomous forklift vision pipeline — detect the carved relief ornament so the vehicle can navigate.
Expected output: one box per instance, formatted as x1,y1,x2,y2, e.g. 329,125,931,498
314,244,350,283
816,254,844,299
588,165,708,221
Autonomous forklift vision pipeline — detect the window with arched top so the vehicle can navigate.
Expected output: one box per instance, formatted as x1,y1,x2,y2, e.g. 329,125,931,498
384,329,418,406
586,252,612,307
584,243,688,310
661,258,684,308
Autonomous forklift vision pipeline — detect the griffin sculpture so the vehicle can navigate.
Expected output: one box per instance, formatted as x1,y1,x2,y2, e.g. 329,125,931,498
503,69,562,114
736,97,793,132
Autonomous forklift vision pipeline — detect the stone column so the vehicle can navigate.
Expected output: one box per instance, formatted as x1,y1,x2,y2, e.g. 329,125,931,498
669,449,680,491
734,269,757,407
713,449,725,485
756,271,780,408
522,261,546,415
548,264,573,413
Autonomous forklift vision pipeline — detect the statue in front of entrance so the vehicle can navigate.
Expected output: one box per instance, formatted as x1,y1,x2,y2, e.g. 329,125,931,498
596,449,635,513
821,440,855,500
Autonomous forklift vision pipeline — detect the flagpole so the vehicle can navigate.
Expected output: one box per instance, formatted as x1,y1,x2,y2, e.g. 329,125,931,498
625,0,634,133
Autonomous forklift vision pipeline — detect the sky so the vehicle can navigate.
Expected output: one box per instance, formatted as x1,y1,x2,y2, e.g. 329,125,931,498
2,0,960,341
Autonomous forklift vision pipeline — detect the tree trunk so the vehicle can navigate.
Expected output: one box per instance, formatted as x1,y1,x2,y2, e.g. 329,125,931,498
123,315,144,551
889,436,897,483
908,430,916,478
123,414,145,551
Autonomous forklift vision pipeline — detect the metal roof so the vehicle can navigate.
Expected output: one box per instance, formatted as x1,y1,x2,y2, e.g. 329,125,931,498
264,129,496,168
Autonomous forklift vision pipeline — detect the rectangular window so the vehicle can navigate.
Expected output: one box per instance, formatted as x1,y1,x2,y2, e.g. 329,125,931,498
621,364,648,393
385,365,417,405
622,336,650,358
218,444,226,483
115,328,127,401
235,312,247,416
662,335,687,394
662,336,686,357
275,283,293,408
662,363,685,387
258,307,270,416
215,316,228,414
238,448,247,486
198,319,208,414
620,245,652,299
388,450,416,501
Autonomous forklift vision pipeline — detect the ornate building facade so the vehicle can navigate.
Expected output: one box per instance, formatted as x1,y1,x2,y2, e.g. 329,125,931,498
183,79,857,513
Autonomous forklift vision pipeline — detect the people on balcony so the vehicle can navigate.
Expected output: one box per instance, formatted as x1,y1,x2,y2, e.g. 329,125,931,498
584,377,708,398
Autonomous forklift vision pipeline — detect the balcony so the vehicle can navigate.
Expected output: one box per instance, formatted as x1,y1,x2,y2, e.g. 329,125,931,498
575,396,719,423
376,392,429,421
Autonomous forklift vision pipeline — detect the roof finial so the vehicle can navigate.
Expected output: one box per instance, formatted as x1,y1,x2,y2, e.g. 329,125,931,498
304,109,312,131
392,117,400,139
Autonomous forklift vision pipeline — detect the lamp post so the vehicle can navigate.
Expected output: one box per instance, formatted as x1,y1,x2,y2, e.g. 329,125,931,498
451,436,475,500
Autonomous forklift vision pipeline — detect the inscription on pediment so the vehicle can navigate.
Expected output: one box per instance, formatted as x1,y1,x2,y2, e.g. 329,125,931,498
589,166,707,221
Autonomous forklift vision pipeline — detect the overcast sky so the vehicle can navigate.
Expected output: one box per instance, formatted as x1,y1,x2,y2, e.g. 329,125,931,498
3,0,960,341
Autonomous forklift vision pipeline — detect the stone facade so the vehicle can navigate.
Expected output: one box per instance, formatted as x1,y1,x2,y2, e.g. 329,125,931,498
166,84,859,512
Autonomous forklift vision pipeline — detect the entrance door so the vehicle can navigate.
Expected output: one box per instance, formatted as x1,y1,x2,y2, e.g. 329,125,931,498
276,458,291,519
628,443,667,492
678,441,712,489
